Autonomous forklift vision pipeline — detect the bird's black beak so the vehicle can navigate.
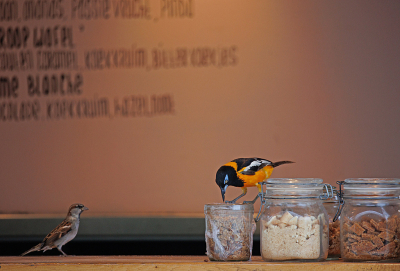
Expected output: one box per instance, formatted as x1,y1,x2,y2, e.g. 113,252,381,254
82,206,89,211
220,185,228,202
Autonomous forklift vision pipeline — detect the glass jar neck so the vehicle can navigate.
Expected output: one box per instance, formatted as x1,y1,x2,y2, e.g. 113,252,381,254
343,178,400,199
265,190,322,199
264,178,327,199
204,203,254,213
332,179,400,222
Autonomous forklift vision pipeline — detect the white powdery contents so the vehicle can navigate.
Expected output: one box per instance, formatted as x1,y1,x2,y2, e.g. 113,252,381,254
262,212,322,260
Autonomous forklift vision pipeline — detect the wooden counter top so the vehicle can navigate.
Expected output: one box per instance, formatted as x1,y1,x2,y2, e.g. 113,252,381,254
1,256,399,270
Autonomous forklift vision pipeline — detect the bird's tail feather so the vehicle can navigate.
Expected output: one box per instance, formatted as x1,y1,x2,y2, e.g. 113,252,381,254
271,161,294,167
21,243,43,256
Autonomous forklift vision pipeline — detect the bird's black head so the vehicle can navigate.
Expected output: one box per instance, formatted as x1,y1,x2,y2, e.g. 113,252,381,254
215,166,241,202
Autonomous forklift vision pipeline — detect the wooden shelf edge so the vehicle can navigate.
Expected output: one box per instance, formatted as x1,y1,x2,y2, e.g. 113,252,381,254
0,256,399,271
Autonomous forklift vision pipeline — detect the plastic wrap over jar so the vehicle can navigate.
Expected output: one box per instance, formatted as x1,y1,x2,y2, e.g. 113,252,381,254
260,178,330,262
204,203,256,261
323,187,341,258
339,178,400,262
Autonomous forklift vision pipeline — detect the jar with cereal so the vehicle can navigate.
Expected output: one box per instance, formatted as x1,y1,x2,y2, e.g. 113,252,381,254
205,203,256,261
323,187,341,258
259,178,330,262
339,178,400,262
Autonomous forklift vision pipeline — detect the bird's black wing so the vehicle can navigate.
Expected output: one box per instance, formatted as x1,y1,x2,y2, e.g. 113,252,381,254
233,158,272,175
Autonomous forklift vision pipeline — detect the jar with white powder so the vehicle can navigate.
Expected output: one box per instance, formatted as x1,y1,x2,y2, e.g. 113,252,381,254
259,178,330,261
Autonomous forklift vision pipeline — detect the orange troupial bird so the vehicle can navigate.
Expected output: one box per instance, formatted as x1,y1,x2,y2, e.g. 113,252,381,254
215,158,294,203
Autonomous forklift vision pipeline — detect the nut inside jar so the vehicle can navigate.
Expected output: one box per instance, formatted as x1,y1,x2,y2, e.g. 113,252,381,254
341,214,400,261
328,219,341,256
261,211,328,261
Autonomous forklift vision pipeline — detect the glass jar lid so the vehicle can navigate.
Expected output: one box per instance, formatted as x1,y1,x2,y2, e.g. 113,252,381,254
343,178,400,198
267,178,323,186
204,203,254,213
265,178,326,199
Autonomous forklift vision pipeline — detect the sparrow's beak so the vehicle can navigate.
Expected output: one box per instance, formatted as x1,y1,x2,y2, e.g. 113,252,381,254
82,206,89,211
220,184,228,202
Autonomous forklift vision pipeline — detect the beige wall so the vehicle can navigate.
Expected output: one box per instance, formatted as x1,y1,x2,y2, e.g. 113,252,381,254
1,0,400,214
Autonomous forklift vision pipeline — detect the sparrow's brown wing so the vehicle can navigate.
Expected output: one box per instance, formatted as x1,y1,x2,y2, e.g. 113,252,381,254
42,220,73,247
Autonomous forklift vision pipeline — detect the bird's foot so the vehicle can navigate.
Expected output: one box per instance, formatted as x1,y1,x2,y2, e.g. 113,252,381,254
224,192,246,204
243,194,260,205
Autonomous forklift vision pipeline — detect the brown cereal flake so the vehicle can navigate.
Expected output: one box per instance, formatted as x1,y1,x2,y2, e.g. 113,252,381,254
387,218,397,232
351,240,376,254
342,215,400,261
370,219,380,230
372,241,397,255
371,235,385,248
361,221,375,232
378,231,395,242
361,233,375,240
345,233,361,241
377,221,387,232
350,222,365,236
342,222,351,233
342,249,358,259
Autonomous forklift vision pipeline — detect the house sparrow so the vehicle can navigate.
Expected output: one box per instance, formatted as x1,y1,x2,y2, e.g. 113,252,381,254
21,203,89,256
216,158,294,203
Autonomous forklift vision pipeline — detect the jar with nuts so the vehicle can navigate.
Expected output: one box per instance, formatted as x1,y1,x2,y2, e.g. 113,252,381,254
259,178,331,262
339,178,400,262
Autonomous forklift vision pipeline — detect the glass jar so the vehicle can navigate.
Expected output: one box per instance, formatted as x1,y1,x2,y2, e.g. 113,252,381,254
260,178,330,262
323,187,341,258
204,203,256,261
339,178,400,262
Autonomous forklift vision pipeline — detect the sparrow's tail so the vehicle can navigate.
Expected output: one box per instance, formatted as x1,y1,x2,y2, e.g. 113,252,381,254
21,243,43,256
271,161,294,168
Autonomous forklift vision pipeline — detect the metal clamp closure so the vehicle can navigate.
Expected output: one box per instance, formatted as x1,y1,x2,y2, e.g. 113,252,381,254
333,181,345,222
319,184,334,200
255,182,267,222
